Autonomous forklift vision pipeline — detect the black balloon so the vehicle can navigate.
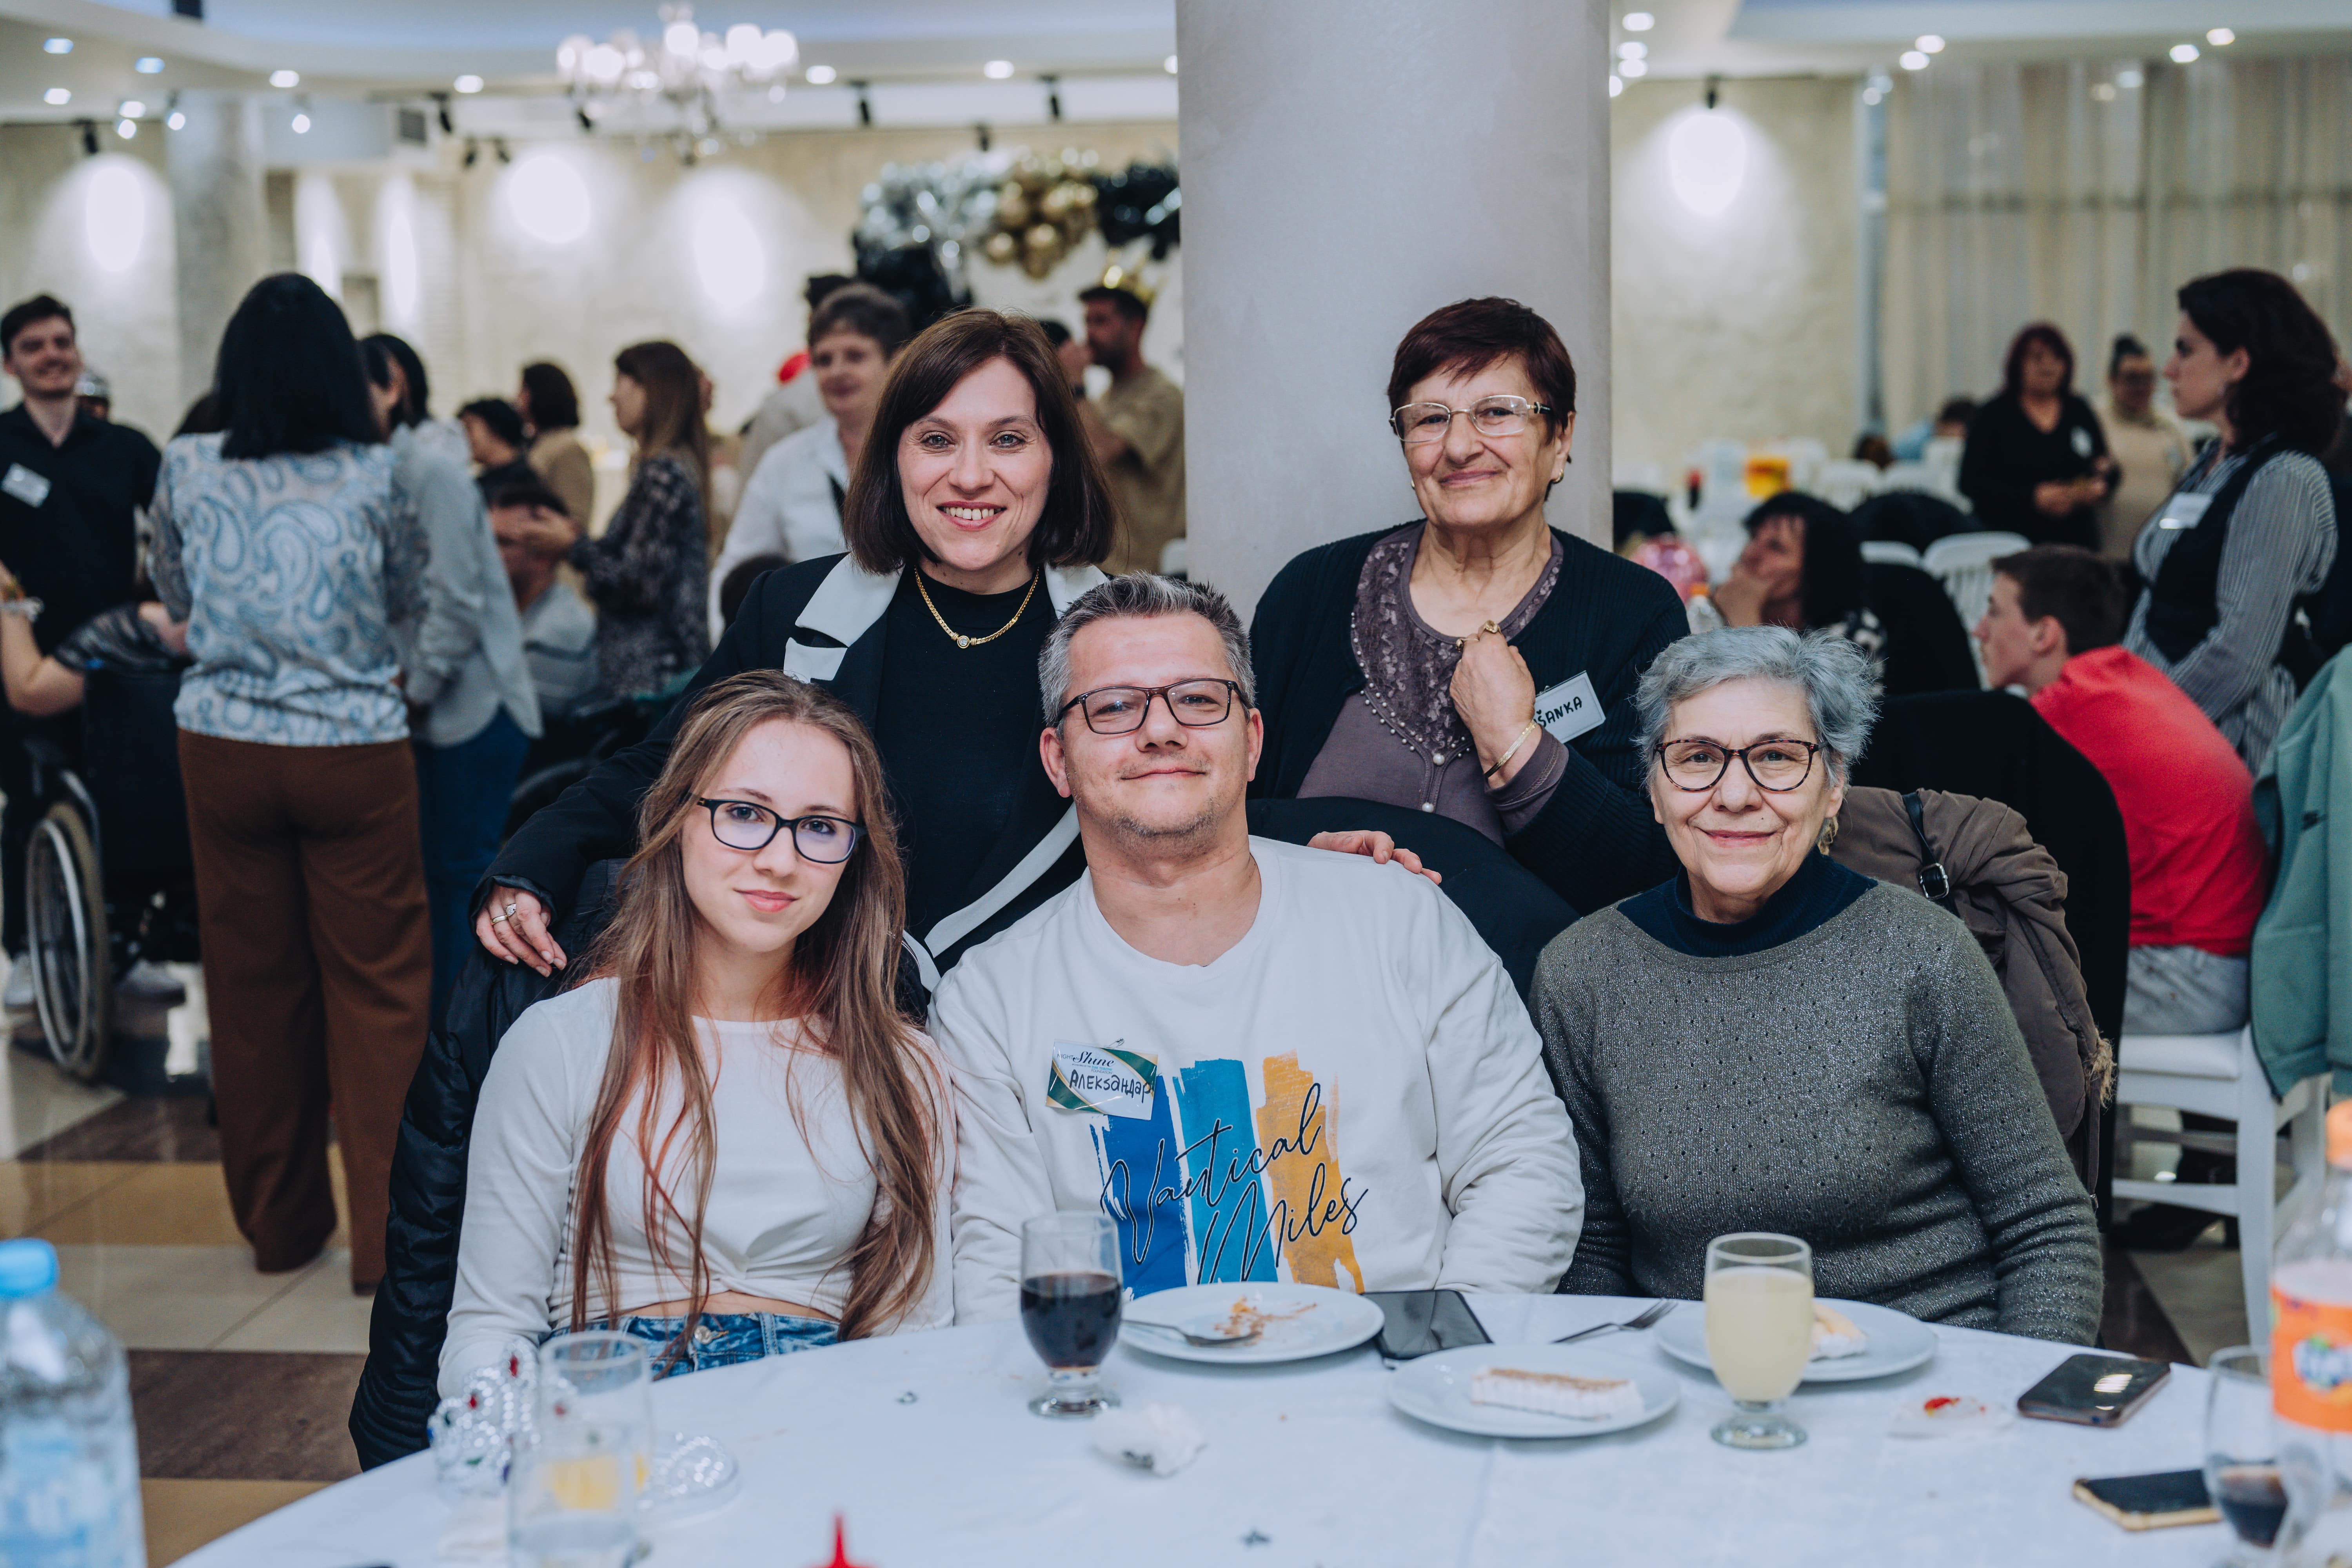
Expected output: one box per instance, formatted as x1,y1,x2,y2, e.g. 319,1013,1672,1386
1092,161,1181,260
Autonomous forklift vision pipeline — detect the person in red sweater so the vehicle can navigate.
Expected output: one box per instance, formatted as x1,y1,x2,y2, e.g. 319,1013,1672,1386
1978,544,2271,1249
1976,544,2268,1036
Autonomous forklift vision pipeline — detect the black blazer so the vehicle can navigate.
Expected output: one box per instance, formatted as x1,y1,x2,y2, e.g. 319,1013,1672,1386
1958,392,2112,549
1249,524,1688,916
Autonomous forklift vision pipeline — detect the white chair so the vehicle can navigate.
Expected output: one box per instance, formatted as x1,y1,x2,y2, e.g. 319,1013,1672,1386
2112,1027,2331,1335
1922,530,2032,649
1860,540,1924,567
1814,460,1885,512
1878,461,1963,506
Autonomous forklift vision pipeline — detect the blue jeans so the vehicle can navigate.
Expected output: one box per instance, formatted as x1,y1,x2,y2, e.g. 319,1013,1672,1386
580,1311,838,1379
415,709,530,1025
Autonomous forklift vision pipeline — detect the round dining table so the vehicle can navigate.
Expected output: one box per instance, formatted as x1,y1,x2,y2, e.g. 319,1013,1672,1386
187,1294,2236,1566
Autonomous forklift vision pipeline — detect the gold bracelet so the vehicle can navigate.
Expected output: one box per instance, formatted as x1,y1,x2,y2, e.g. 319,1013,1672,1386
1484,720,1540,779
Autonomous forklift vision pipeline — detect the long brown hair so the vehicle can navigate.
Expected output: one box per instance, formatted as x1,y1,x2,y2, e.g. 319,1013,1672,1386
566,670,938,1345
839,308,1115,574
613,339,713,501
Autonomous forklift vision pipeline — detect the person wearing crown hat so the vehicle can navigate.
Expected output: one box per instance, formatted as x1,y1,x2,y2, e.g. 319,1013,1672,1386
1077,268,1186,577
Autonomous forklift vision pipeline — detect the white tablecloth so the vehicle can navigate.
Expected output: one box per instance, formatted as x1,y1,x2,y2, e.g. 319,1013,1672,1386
187,1295,2234,1566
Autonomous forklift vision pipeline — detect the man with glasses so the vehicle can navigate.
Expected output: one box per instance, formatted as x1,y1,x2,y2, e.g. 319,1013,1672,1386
933,573,1581,1316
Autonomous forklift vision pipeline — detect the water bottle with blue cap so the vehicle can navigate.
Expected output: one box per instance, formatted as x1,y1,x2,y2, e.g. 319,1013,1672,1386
0,1237,145,1566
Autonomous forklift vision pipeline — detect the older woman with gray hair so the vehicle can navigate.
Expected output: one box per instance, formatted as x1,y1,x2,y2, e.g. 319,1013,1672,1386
1531,626,2100,1342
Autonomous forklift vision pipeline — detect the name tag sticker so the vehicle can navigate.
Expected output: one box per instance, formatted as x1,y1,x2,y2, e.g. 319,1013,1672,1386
2071,426,2095,458
1046,1043,1158,1120
2156,493,2213,531
1533,672,1604,745
1,465,50,508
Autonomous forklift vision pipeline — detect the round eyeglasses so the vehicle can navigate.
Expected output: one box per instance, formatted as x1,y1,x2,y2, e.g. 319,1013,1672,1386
1389,395,1554,445
695,798,864,862
1056,679,1243,736
1654,738,1822,793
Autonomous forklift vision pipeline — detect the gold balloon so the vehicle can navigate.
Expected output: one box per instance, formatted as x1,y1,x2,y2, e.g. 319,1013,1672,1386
995,187,1030,229
983,230,1017,263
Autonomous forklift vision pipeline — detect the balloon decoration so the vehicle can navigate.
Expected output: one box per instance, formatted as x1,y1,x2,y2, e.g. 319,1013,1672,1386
854,147,1182,289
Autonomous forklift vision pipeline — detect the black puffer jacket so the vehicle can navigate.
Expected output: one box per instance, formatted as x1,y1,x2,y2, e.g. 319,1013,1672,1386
348,862,620,1470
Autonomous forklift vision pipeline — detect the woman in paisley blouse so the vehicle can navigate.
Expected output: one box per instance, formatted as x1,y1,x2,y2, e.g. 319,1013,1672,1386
509,340,711,700
149,272,432,1293
1249,297,1689,916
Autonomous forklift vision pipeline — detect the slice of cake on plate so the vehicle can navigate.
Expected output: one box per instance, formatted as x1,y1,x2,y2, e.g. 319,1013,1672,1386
1810,1303,1868,1361
1468,1366,1645,1420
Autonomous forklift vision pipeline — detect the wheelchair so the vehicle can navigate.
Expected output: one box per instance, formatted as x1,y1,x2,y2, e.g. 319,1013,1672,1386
20,665,200,1082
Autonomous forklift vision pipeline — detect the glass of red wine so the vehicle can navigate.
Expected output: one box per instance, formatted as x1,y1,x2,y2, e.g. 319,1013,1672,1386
2205,1345,2283,1565
1019,1212,1124,1419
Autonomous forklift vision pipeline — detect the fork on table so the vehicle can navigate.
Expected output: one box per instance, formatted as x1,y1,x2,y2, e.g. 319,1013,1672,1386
1548,1299,1676,1345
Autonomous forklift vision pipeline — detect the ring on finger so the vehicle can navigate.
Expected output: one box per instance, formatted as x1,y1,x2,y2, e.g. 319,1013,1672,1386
490,912,510,924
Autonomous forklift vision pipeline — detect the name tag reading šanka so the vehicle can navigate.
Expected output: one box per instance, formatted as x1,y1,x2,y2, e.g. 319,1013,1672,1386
1,465,51,509
2156,493,2214,531
1533,672,1604,745
1046,1043,1158,1120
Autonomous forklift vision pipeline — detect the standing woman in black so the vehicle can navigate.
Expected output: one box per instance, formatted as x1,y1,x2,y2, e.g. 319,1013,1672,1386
1958,323,2118,549
1248,297,1688,917
477,310,1117,990
2123,268,2343,773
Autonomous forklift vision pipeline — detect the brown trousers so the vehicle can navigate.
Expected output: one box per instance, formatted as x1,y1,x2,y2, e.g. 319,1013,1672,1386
178,732,430,1288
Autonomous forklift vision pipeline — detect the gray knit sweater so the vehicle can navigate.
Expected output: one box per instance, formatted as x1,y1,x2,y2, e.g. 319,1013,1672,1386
1533,880,2101,1343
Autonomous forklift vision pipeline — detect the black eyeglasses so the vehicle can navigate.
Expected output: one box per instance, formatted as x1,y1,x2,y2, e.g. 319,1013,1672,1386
695,798,864,862
1653,738,1822,793
1056,680,1244,736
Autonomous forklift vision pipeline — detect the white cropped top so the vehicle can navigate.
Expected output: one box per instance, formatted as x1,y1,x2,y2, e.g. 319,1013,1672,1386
440,978,954,1395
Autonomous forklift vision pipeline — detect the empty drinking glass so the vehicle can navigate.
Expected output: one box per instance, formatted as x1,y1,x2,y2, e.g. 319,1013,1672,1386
1703,1232,1813,1450
510,1331,654,1568
2206,1345,2284,1565
1019,1212,1124,1418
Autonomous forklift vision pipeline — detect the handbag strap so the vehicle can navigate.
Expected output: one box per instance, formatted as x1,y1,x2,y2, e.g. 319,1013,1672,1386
1905,790,1960,912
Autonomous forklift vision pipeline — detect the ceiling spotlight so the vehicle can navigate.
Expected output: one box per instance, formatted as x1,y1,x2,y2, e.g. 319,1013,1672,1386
1163,54,1178,74
135,56,164,74
80,121,98,155
44,37,72,53
167,111,185,130
1916,34,1945,53
1618,58,1648,78
1623,11,1655,31
2117,68,2144,89
495,137,512,164
120,100,146,118
1900,50,1930,71
270,69,300,88
435,93,454,134
2170,42,2200,62
454,74,484,93
1608,73,1624,97
116,118,136,139
982,59,1013,79
291,112,311,133
463,138,479,168
576,104,594,130
1618,40,1647,59
2207,27,2235,45
44,88,71,106
805,64,836,84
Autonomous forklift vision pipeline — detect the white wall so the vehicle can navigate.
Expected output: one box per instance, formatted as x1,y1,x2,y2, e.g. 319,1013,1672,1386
1609,75,1861,489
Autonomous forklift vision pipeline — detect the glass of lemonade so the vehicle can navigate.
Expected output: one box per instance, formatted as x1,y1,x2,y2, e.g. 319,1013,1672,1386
510,1331,654,1568
1703,1232,1814,1450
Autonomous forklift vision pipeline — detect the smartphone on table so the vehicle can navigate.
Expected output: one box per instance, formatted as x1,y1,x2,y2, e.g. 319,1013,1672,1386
2018,1353,2170,1427
2071,1470,2219,1530
1365,1288,1491,1366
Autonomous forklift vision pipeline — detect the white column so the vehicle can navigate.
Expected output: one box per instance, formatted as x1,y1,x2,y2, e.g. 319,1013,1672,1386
166,91,269,408
1175,0,1612,612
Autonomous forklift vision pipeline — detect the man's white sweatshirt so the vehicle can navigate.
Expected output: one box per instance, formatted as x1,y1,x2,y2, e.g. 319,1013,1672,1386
933,837,1583,1319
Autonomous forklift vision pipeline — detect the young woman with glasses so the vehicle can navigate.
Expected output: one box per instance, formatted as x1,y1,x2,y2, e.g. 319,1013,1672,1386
442,670,951,1388
1247,296,1692,918
1529,627,2101,1343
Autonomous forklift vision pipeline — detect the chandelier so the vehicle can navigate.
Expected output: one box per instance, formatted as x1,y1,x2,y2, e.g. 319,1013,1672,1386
558,4,797,147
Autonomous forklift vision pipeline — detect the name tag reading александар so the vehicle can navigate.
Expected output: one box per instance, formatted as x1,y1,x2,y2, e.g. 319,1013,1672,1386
1047,1044,1158,1120
1534,672,1604,745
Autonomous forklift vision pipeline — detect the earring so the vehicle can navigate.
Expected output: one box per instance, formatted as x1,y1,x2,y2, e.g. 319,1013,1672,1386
1816,816,1840,855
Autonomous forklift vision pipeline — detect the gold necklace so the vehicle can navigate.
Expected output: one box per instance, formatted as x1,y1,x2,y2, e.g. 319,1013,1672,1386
915,567,1039,649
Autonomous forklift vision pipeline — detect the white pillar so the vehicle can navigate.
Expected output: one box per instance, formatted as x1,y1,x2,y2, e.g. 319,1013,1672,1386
1176,0,1612,613
166,91,269,407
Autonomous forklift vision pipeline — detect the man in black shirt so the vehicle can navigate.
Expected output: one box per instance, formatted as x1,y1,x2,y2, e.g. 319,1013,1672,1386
0,294,160,976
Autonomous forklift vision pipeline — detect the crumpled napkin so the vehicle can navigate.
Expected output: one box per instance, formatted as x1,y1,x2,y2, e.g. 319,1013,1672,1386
1887,1393,2012,1438
1091,1402,1206,1477
434,1495,506,1561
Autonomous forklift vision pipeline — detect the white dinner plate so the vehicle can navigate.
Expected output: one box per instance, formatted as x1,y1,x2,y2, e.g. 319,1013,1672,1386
1386,1345,1678,1439
1117,1282,1385,1365
1653,1297,1939,1383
